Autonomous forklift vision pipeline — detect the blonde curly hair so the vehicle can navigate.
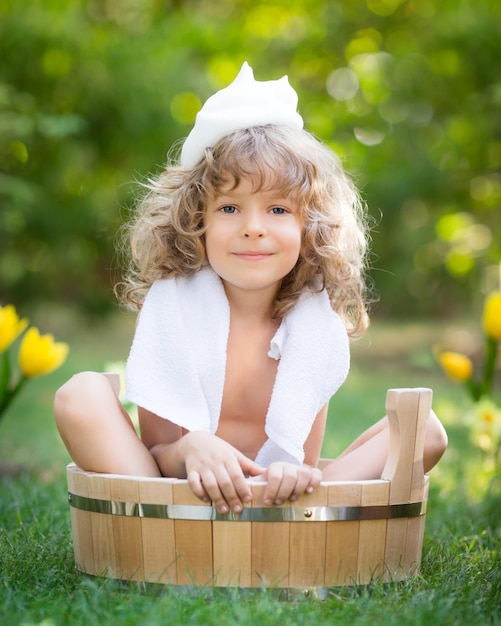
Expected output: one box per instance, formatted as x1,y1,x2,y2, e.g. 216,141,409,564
117,125,372,337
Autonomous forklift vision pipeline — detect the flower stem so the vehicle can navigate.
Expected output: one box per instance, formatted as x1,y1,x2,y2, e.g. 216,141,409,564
466,377,481,402
0,351,11,415
0,375,28,421
481,336,498,398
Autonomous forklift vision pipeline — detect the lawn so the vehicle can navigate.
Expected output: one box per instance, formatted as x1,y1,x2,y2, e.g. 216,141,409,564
0,313,500,626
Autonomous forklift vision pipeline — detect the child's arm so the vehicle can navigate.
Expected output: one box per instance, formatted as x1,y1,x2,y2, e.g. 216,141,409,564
139,408,264,514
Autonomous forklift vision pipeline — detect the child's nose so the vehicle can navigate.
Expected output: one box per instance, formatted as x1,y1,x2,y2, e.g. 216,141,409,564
242,211,266,238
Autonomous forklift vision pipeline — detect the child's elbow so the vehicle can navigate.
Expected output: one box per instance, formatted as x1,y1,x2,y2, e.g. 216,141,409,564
424,410,448,472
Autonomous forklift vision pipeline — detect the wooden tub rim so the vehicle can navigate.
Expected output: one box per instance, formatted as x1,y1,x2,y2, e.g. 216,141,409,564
66,467,428,523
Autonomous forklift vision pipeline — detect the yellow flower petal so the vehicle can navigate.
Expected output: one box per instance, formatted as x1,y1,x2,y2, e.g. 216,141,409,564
471,399,501,448
18,327,69,377
482,291,501,340
0,304,29,352
438,351,473,382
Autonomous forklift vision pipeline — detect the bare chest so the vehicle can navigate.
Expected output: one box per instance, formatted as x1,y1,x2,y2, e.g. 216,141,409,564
215,323,279,459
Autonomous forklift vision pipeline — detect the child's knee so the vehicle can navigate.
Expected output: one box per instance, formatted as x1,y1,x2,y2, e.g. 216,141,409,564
424,411,448,470
54,371,109,426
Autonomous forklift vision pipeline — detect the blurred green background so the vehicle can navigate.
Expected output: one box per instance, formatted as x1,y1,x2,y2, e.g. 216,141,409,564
1,0,500,320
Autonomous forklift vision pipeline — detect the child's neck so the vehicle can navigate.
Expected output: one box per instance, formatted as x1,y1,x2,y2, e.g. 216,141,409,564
222,282,278,325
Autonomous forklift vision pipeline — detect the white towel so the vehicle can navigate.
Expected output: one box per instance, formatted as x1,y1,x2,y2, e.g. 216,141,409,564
125,266,349,466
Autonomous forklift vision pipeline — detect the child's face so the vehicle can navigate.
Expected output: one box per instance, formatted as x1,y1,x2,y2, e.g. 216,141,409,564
204,176,302,302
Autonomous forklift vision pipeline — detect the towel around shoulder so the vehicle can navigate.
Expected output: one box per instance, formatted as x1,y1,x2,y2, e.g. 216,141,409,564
125,266,350,467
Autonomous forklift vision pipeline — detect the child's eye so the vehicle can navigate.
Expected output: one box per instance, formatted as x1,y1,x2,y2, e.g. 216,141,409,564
270,206,287,215
220,205,237,214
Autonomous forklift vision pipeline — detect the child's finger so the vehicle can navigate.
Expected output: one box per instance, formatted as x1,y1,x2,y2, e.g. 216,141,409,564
239,454,265,478
201,466,245,515
214,470,243,514
289,466,322,500
221,458,255,511
262,464,295,505
289,469,312,501
187,470,210,501
195,469,231,513
262,464,322,505
308,467,323,492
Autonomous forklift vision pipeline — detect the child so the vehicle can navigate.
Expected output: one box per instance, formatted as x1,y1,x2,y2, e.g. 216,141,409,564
54,63,447,516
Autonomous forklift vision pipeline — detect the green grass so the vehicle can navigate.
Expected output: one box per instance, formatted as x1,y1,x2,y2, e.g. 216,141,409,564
1,314,500,626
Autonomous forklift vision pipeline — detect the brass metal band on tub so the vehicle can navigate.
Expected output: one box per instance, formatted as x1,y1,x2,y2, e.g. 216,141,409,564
67,492,427,522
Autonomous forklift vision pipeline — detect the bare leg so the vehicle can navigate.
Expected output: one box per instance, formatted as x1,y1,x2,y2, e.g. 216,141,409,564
54,371,161,477
322,410,447,481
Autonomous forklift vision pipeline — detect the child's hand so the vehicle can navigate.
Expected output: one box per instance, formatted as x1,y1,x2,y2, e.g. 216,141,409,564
259,462,322,506
180,431,264,515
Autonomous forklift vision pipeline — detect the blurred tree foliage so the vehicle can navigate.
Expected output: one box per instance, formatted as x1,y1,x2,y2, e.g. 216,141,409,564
1,0,500,317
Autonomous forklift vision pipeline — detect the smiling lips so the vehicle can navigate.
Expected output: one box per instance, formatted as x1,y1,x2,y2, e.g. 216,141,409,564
232,251,274,260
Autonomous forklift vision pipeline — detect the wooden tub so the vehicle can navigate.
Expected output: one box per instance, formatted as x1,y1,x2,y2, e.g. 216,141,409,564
66,387,431,588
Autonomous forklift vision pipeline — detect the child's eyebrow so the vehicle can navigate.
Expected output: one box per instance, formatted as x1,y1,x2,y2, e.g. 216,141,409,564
215,188,295,200
213,193,237,203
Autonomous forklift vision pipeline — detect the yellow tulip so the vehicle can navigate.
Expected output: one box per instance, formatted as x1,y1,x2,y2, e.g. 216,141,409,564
438,351,474,382
18,327,69,377
0,304,29,352
482,291,501,340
